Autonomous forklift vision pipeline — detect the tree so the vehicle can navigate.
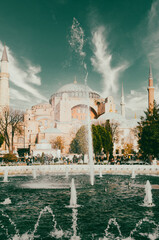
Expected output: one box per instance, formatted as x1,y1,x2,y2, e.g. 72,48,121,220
92,125,102,155
70,138,79,154
103,120,114,158
0,107,11,150
123,143,134,156
50,136,64,152
138,101,159,160
104,120,119,144
70,124,113,158
0,133,4,147
0,107,24,152
70,125,88,154
10,109,24,152
104,120,112,133
96,125,112,157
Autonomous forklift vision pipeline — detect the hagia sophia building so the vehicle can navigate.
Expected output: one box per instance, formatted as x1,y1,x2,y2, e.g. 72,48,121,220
0,46,155,157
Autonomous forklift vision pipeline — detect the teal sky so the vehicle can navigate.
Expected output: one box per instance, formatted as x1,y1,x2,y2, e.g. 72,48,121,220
0,0,159,118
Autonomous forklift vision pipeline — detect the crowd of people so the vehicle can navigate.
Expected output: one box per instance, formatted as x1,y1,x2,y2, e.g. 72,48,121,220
0,152,151,166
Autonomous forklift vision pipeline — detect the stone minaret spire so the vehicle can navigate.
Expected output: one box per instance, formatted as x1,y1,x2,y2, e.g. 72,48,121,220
74,76,77,84
120,81,125,118
147,62,154,112
0,44,9,110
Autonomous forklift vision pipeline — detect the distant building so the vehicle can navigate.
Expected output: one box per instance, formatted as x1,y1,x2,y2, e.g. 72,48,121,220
0,46,151,157
22,80,116,155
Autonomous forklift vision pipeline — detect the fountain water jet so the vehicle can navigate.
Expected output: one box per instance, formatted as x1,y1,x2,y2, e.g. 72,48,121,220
3,168,8,182
86,96,94,185
84,70,94,186
71,208,80,240
104,218,123,239
144,180,154,206
70,178,77,207
1,198,11,205
33,206,64,238
65,166,69,178
131,169,136,179
69,18,94,185
32,167,37,179
99,167,103,178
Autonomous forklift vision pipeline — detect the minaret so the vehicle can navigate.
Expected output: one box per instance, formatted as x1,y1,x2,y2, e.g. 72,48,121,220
74,76,77,84
147,63,154,112
120,82,125,118
0,45,9,110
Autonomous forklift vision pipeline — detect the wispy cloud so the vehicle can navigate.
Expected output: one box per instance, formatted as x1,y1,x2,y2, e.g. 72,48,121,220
126,88,147,118
123,0,159,118
26,64,41,85
0,42,47,109
144,0,159,79
10,88,31,102
91,26,128,97
126,82,159,119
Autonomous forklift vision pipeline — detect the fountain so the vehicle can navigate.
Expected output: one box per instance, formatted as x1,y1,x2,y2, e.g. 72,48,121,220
3,167,8,182
1,198,11,205
70,178,77,207
69,178,80,239
69,17,94,185
71,208,80,240
99,167,103,178
85,78,94,186
86,95,94,186
131,169,136,179
32,167,37,179
144,180,154,206
65,166,69,178
33,206,64,239
0,174,159,239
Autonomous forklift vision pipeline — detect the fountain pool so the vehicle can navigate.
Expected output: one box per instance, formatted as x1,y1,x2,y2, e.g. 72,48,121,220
0,174,159,239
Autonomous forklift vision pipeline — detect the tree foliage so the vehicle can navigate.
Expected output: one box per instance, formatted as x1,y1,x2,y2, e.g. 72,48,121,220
50,136,64,152
138,101,159,159
92,125,102,155
104,120,119,144
70,126,88,154
123,143,134,156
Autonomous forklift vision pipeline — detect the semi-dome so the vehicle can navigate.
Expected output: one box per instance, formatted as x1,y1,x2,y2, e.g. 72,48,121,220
98,112,126,123
50,82,100,99
98,112,139,128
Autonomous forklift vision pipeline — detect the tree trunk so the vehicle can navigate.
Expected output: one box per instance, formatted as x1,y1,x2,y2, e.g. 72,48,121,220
106,152,109,161
11,131,14,153
149,155,153,163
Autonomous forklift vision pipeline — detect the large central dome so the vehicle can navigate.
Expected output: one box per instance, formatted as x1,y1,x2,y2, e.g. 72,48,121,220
57,83,92,93
50,82,100,99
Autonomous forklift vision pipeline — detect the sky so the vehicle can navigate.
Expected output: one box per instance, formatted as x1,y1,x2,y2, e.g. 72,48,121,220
0,0,159,119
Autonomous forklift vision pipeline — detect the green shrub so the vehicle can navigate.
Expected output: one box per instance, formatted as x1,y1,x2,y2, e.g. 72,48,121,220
3,153,18,163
